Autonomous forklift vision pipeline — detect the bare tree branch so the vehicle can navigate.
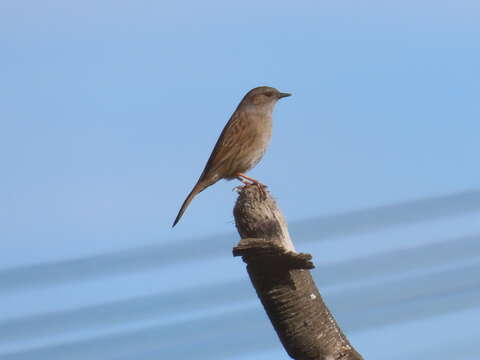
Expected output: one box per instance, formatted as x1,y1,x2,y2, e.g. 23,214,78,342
233,185,363,360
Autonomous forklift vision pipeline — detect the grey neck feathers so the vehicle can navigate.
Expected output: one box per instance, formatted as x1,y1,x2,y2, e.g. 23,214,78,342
242,101,276,117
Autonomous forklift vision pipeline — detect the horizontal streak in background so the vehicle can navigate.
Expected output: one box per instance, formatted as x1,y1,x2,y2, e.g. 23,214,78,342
390,336,480,360
1,233,479,344
2,263,479,360
1,190,479,292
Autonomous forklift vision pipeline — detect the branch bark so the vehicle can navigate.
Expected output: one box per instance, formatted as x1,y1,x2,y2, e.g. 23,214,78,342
233,185,364,360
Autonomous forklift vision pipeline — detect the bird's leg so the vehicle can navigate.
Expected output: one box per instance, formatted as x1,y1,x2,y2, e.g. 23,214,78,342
234,175,253,192
236,176,253,186
237,173,266,186
236,173,267,197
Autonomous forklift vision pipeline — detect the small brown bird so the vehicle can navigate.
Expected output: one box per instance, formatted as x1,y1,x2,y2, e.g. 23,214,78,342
172,86,291,227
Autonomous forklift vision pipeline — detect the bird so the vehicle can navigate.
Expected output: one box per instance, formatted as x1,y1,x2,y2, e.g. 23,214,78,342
172,86,291,227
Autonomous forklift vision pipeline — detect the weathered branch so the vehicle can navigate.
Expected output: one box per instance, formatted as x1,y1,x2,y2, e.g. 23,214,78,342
233,185,363,360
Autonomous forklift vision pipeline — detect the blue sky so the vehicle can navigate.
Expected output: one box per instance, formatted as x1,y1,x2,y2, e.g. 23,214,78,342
1,1,479,359
2,0,479,256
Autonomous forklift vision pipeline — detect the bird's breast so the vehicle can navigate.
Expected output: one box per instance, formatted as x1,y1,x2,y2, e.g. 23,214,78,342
240,113,272,170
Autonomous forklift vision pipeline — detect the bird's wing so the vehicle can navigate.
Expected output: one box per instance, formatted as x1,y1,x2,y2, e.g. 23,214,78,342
199,110,247,181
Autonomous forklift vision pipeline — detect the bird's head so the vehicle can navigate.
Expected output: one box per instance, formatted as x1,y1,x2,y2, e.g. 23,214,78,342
245,86,291,104
240,86,291,114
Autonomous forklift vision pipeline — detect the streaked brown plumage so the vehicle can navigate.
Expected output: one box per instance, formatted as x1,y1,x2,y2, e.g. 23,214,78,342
172,86,291,227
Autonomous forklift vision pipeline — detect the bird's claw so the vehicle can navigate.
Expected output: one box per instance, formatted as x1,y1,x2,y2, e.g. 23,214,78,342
233,181,267,199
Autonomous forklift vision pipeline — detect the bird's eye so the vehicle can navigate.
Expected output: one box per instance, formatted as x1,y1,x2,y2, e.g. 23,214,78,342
265,92,274,97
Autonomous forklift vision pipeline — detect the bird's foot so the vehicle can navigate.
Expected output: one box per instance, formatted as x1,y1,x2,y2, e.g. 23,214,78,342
236,174,268,199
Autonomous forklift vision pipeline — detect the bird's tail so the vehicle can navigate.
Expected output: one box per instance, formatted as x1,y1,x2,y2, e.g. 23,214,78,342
172,180,210,227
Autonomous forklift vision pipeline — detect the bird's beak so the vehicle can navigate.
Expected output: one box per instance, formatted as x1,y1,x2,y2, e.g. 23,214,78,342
277,92,291,99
